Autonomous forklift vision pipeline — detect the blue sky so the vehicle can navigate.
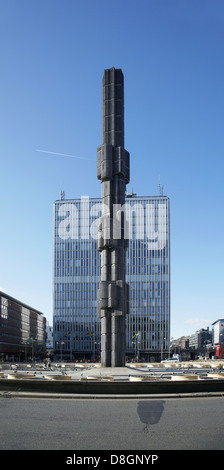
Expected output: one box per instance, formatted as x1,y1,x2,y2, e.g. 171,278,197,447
0,0,223,339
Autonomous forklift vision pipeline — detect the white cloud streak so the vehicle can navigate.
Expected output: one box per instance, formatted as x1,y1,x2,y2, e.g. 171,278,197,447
184,318,212,328
36,149,93,161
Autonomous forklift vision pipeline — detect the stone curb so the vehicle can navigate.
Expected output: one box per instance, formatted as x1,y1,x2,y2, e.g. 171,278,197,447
1,391,224,400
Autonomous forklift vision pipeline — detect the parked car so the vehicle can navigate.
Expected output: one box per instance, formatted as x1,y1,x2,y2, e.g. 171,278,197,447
161,357,180,363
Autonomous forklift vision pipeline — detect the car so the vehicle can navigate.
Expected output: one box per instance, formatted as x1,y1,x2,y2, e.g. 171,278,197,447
161,357,180,363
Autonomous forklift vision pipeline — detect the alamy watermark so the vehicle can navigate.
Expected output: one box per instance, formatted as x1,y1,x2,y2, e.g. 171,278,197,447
57,196,167,250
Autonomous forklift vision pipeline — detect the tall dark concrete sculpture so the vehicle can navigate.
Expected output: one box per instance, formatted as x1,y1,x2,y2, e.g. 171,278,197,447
97,67,130,367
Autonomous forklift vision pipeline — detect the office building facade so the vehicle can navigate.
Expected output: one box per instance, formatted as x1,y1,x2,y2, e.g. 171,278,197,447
188,327,212,350
53,194,170,361
0,291,46,361
212,319,224,346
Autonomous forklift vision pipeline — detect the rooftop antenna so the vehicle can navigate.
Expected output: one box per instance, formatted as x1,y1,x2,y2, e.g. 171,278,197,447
158,176,164,196
60,190,65,200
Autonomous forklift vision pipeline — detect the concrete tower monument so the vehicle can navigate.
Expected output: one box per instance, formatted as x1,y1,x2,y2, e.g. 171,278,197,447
97,67,130,367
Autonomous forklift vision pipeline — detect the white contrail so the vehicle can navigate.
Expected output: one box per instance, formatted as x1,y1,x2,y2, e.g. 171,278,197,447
36,149,93,161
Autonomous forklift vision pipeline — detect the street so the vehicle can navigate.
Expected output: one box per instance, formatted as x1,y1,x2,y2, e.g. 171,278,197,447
0,396,223,450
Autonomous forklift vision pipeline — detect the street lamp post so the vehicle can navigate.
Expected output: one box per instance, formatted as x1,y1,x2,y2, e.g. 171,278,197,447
31,337,37,362
61,341,65,362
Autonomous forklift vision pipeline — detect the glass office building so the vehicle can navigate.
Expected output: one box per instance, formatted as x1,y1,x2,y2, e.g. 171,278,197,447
53,194,170,361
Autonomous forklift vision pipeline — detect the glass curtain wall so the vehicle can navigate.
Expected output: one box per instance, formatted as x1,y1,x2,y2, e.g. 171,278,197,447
53,196,170,361
125,197,170,361
53,199,101,360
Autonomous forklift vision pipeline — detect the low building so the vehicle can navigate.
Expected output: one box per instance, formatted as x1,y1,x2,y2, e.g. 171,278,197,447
0,291,46,361
189,327,212,350
170,337,189,355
